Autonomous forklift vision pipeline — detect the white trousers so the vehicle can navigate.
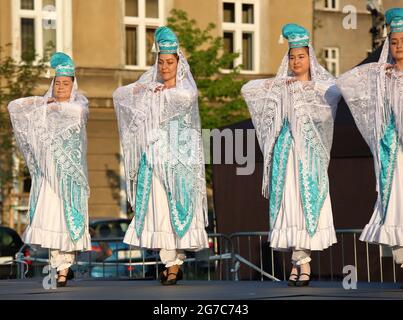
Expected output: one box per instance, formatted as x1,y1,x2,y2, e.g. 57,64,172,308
392,247,403,268
50,249,75,272
160,249,185,268
291,249,311,266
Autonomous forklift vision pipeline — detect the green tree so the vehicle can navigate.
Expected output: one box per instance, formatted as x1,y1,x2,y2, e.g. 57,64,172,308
0,45,50,225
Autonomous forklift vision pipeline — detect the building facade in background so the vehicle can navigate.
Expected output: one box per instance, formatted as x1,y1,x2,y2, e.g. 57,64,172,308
0,0,396,229
313,0,401,76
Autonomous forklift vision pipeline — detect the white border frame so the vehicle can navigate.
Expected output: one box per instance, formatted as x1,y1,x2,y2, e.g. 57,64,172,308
11,0,73,60
323,0,339,11
221,0,260,74
124,0,165,70
323,47,340,76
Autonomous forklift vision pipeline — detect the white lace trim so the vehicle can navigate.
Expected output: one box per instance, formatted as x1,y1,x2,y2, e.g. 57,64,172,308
123,224,209,251
165,259,184,268
23,225,91,252
269,225,337,251
360,223,403,247
292,256,312,266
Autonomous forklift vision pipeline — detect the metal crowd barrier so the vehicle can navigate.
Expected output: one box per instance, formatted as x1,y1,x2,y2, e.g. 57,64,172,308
6,230,401,283
11,233,233,281
230,229,401,283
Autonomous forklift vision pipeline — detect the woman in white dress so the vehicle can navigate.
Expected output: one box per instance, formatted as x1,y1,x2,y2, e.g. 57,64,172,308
337,7,403,270
113,26,209,286
8,52,91,287
242,24,340,286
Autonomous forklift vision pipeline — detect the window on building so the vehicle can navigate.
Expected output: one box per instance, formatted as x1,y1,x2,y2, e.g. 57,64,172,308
146,0,159,18
323,0,339,10
21,18,35,60
21,0,34,10
13,0,72,60
222,1,259,73
323,47,339,76
223,32,235,69
242,4,254,24
242,33,253,70
126,26,138,66
145,27,157,66
223,3,235,22
124,0,164,68
125,0,138,17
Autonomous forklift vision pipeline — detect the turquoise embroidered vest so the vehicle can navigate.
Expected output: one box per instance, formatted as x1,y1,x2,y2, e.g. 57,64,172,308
134,153,194,239
269,119,329,237
379,113,399,222
269,120,293,228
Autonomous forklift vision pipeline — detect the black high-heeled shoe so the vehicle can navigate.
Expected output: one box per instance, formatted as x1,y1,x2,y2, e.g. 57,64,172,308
296,273,311,287
66,268,74,280
57,268,74,280
287,274,299,287
162,266,182,286
159,269,168,283
177,269,183,281
57,275,67,288
56,268,73,287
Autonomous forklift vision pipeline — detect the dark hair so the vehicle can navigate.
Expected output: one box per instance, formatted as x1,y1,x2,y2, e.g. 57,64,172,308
389,32,402,40
158,53,179,60
288,46,309,57
54,76,75,82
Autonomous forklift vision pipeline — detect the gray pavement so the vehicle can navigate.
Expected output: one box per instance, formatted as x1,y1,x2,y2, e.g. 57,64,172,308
0,279,402,300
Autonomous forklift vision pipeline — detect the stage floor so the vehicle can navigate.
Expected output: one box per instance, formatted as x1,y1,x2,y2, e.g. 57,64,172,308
0,279,402,300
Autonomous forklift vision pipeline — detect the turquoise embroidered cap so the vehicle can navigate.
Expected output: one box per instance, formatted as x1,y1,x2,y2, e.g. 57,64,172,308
154,26,179,54
50,52,75,77
282,23,310,48
385,8,403,33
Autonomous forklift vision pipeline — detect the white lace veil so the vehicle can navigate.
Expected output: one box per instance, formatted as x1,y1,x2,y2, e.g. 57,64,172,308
43,77,89,116
275,44,335,82
114,49,208,237
7,78,89,242
379,36,396,64
269,45,337,184
336,31,403,203
44,78,78,101
242,41,340,236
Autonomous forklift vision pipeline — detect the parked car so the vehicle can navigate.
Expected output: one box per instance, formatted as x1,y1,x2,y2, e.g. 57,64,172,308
11,218,157,279
0,226,24,279
74,218,158,278
20,245,50,278
90,218,130,239
182,209,220,278
11,216,217,279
